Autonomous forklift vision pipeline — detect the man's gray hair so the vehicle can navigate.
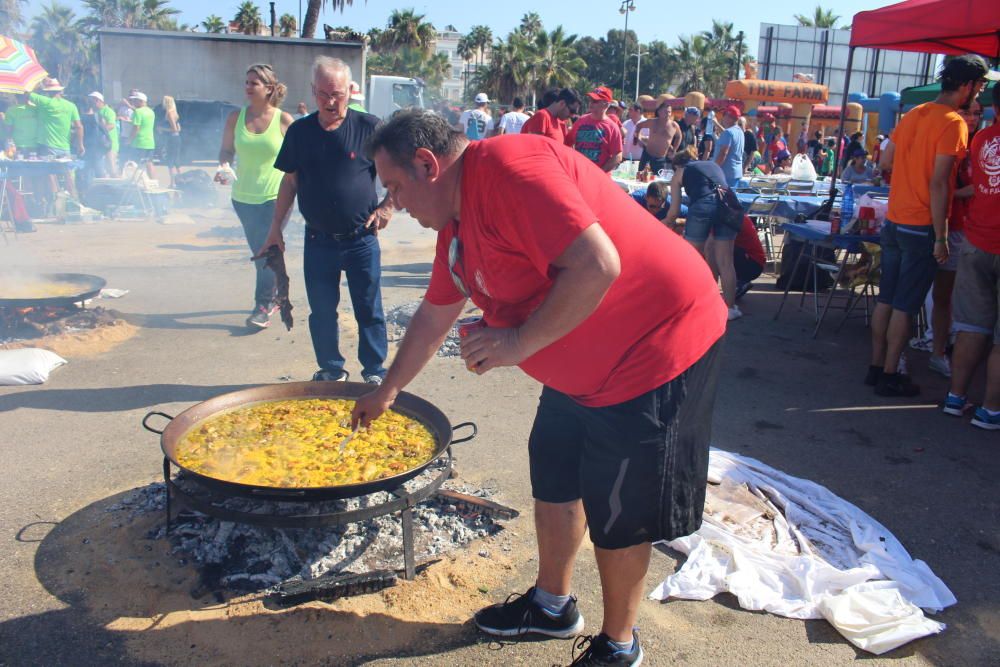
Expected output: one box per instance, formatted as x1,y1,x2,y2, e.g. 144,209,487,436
365,108,467,170
312,56,351,83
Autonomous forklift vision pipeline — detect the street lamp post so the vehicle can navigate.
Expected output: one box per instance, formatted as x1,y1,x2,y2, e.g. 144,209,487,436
619,0,636,102
634,50,649,101
735,30,745,80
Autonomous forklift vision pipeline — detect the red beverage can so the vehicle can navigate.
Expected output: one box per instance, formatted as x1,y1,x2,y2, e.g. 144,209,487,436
456,316,485,338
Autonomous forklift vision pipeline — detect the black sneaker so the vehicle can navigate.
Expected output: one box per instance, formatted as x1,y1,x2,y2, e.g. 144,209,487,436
863,365,882,386
874,372,920,397
245,304,272,329
565,630,644,666
362,374,383,385
474,587,584,639
312,369,349,382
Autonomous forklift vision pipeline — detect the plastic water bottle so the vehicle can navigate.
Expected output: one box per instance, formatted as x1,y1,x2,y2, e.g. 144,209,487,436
841,184,855,226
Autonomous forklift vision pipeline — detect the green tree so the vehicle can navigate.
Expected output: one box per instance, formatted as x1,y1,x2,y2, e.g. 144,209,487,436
794,6,842,28
528,26,586,105
30,1,87,87
467,24,493,69
377,8,435,54
301,0,360,39
0,0,27,35
517,12,542,41
82,0,179,30
232,1,263,35
201,14,225,33
278,13,297,37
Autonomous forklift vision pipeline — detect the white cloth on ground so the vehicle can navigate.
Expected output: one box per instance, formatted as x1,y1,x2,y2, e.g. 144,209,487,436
0,348,67,385
649,448,955,655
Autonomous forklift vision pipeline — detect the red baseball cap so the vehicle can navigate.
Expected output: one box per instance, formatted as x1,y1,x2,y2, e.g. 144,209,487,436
586,86,614,103
723,104,742,118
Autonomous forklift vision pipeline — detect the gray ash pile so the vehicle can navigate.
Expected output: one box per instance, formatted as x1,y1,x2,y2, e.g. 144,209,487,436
106,467,506,595
386,301,477,358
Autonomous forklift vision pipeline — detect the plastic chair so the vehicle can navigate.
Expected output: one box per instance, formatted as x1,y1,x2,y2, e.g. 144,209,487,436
837,242,881,330
746,195,781,267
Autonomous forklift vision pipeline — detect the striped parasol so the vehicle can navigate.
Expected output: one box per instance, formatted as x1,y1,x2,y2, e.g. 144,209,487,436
0,36,48,94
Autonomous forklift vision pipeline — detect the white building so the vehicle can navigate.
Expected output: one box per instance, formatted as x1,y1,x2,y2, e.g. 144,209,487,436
435,30,489,103
757,23,938,107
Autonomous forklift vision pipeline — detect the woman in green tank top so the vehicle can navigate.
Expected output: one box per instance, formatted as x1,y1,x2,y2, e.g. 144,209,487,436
219,63,295,330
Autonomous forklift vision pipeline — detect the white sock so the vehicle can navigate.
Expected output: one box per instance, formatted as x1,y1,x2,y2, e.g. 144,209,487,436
608,636,635,653
531,586,570,614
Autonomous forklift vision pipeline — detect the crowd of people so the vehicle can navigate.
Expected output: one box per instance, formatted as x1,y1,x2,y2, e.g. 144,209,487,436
0,78,187,210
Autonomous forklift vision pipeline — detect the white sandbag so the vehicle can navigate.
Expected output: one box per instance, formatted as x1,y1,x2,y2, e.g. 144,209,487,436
0,348,67,385
817,582,945,655
791,154,818,181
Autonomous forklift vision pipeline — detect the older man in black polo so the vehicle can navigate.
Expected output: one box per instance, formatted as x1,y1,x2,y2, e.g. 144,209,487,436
261,57,395,384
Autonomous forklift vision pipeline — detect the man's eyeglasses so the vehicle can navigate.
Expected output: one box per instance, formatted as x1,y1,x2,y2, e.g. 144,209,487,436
448,233,470,298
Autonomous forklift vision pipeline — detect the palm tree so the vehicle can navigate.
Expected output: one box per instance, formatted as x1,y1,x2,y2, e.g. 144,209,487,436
82,0,179,30
201,14,225,33
31,2,86,86
140,0,179,29
528,26,585,107
278,13,296,37
301,0,360,39
232,1,263,35
518,12,542,40
668,33,732,97
457,34,474,100
468,25,493,69
0,0,27,34
378,9,436,54
794,6,842,28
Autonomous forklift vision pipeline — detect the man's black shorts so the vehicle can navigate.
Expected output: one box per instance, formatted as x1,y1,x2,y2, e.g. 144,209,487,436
528,339,722,550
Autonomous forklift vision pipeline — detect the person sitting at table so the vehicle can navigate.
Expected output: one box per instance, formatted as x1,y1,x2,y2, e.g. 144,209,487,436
665,145,742,320
841,148,877,184
630,180,687,222
772,150,792,175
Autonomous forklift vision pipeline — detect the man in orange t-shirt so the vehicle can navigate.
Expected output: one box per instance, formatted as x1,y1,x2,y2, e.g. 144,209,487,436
868,55,990,398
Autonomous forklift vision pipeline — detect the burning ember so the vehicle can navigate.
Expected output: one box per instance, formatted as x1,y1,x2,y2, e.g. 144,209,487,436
107,467,514,600
0,305,121,340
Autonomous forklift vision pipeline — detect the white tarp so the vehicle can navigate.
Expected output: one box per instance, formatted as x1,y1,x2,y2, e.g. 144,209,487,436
650,449,955,655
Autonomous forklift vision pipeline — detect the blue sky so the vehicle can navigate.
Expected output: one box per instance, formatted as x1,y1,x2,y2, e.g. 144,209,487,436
34,0,883,55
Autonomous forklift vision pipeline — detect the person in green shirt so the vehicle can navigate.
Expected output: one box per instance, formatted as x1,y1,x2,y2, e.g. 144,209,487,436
88,91,119,176
348,80,366,112
30,77,83,199
128,91,156,178
4,94,38,153
818,138,837,177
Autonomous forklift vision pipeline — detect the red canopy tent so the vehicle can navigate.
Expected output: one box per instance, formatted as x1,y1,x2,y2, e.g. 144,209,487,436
850,0,1000,57
825,0,1000,204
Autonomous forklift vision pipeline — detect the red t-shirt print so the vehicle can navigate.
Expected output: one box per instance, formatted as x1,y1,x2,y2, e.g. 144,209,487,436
565,115,623,169
966,122,1000,255
424,135,727,407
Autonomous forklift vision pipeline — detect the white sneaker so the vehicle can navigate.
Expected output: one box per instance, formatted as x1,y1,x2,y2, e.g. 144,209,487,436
929,355,952,378
727,305,743,321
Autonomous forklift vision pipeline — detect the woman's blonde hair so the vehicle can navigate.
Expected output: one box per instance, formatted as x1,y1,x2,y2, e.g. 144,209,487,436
672,145,699,167
246,63,287,108
162,95,176,114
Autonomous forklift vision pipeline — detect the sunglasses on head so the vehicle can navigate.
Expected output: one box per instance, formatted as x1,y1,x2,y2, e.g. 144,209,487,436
448,232,470,298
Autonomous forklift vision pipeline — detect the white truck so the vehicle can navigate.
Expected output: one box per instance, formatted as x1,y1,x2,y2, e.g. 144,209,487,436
366,75,425,120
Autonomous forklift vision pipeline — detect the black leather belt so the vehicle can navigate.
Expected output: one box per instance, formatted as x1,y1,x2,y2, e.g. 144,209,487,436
306,226,374,242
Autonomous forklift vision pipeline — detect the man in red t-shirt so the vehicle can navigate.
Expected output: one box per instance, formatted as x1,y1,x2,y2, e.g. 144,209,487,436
521,88,580,144
355,109,726,664
565,86,624,173
946,79,1000,429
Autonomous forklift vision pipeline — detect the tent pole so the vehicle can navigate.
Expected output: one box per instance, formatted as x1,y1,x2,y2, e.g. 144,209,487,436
827,46,856,211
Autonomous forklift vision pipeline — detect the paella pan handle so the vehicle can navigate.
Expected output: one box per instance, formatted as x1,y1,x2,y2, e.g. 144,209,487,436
142,411,175,435
451,422,477,444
